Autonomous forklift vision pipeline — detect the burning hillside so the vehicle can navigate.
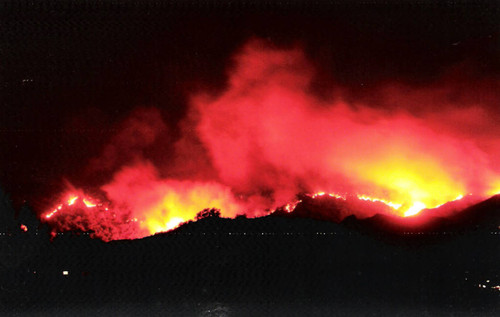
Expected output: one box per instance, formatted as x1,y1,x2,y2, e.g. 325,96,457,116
41,39,500,241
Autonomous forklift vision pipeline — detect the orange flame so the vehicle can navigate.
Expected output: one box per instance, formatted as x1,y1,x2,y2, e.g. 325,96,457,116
68,196,78,205
83,198,96,208
305,191,432,217
40,40,500,241
44,193,101,218
284,200,302,213
356,195,402,211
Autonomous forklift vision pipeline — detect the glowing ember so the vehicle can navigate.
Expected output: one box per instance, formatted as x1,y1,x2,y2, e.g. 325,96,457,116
20,224,28,232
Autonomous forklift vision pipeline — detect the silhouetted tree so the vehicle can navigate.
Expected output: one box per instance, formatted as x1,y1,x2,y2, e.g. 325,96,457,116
195,208,221,220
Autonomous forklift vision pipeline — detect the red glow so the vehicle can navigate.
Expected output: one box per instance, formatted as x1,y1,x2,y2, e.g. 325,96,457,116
41,39,500,240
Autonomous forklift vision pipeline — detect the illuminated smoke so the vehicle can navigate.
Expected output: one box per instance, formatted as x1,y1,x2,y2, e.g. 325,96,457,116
101,162,244,235
43,39,500,240
192,39,500,211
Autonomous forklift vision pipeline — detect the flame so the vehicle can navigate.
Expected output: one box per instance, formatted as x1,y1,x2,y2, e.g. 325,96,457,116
135,183,242,236
304,191,456,217
20,224,28,232
44,193,105,219
164,217,185,231
39,39,500,241
403,201,427,217
284,200,302,213
95,162,248,238
68,196,78,205
83,198,97,208
45,204,63,219
357,195,402,211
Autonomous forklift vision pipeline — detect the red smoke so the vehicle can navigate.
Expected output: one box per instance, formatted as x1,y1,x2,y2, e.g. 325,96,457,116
43,39,500,240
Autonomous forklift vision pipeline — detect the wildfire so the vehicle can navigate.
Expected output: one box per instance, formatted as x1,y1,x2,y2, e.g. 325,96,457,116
45,204,63,219
356,195,402,211
304,191,426,216
38,40,500,241
68,196,78,205
83,198,97,208
403,202,427,217
308,192,347,200
284,200,302,213
44,179,485,239
45,195,100,219
165,217,185,231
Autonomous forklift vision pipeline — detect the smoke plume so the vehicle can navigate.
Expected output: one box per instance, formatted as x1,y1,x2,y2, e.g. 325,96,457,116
44,39,500,240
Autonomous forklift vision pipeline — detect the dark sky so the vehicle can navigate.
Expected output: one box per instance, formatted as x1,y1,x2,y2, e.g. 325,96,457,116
0,0,498,207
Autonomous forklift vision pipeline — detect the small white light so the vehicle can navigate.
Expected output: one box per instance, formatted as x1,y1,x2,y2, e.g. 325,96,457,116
62,270,69,276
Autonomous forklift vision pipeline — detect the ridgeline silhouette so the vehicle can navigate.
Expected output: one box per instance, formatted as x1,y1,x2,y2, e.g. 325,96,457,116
0,188,498,315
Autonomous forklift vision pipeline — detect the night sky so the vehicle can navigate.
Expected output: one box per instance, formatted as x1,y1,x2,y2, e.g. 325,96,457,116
1,1,498,209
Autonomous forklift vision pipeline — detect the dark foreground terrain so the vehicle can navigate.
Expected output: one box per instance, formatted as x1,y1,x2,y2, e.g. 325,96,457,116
0,194,499,316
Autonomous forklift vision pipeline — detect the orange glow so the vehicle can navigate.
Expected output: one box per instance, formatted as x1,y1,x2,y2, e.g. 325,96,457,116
403,202,427,217
102,164,244,236
487,181,500,196
163,217,185,232
284,200,302,213
301,190,421,217
43,164,251,240
191,40,500,222
44,193,103,219
20,224,28,232
68,196,78,205
305,191,450,217
357,195,402,211
83,199,96,208
308,192,346,200
341,155,467,217
40,40,500,241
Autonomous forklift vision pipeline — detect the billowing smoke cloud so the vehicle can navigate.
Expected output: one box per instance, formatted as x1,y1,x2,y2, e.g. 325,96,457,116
44,38,500,240
193,39,500,208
